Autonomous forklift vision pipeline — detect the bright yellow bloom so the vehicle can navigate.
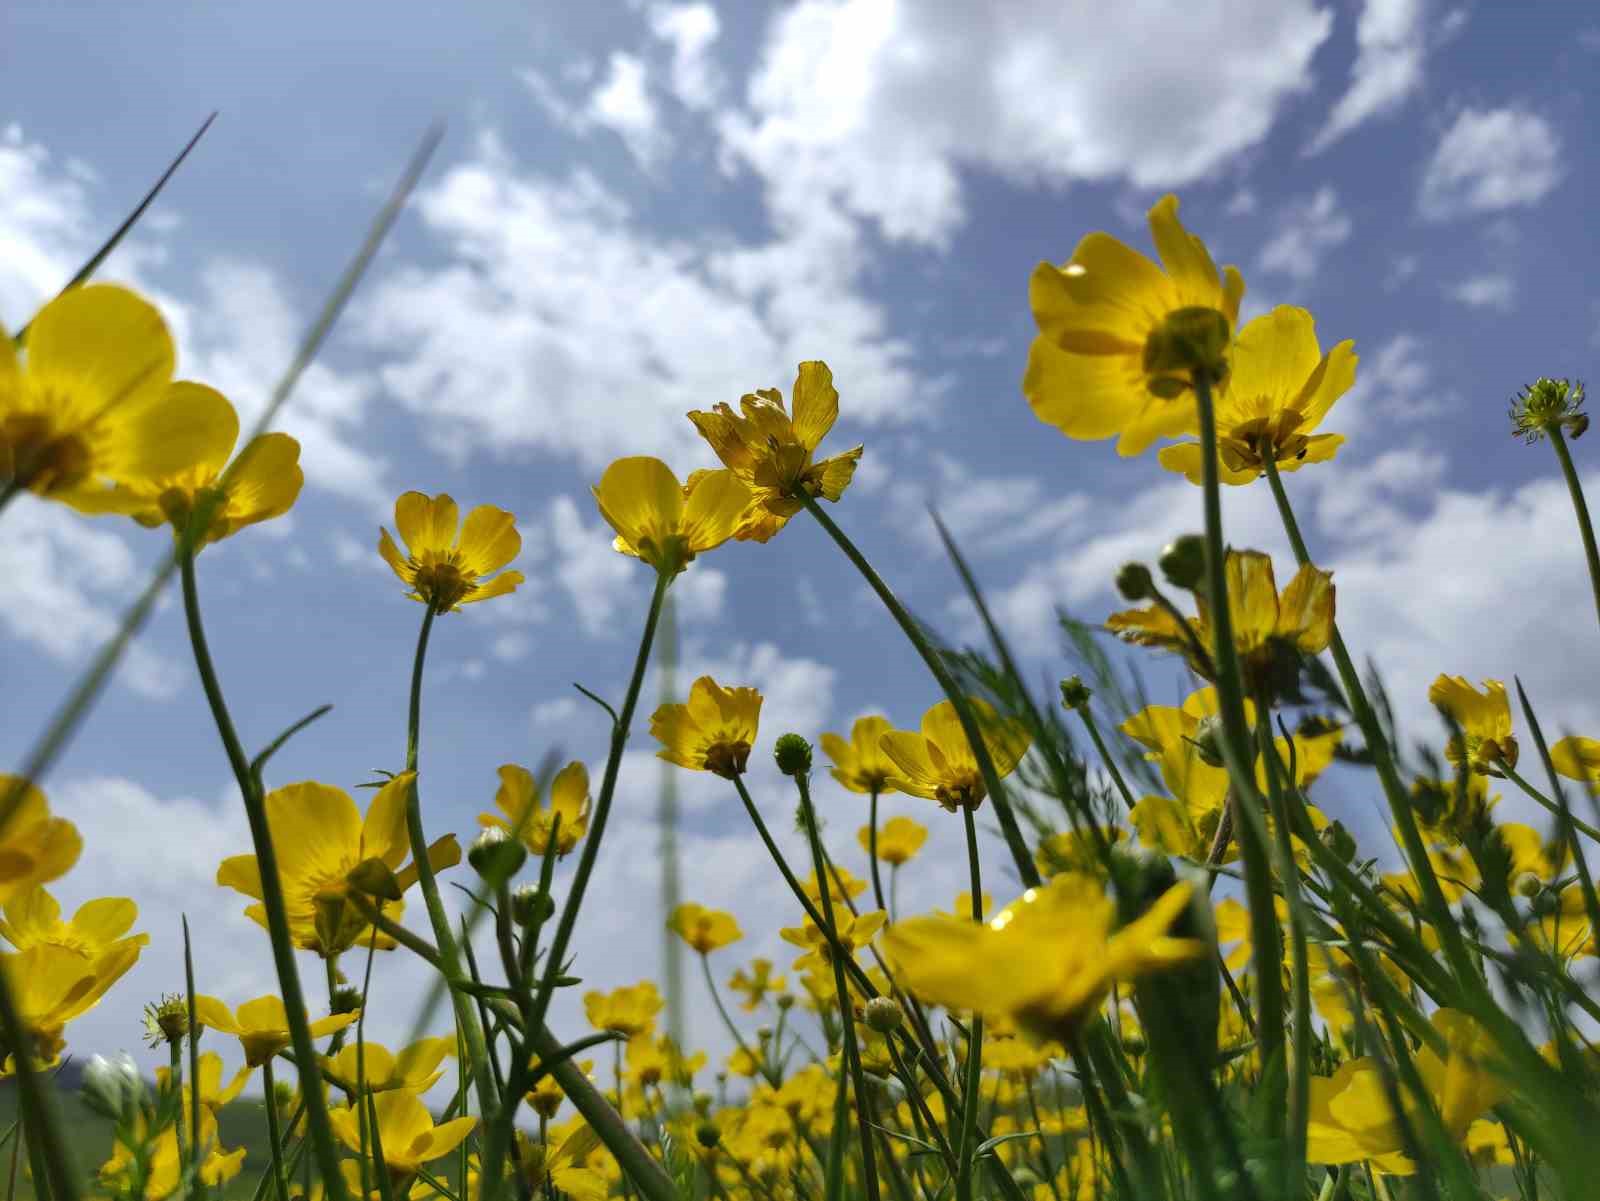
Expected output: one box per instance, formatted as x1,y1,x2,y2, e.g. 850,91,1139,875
626,1032,704,1089
0,888,143,955
0,777,81,904
668,902,742,953
1306,1009,1505,1174
1,940,143,1071
155,1050,253,1114
513,1125,607,1201
780,910,886,972
527,1056,592,1119
821,716,901,794
100,1108,244,1200
861,815,927,866
193,994,358,1068
1023,195,1245,456
377,491,524,611
882,874,1204,1043
650,676,763,778
105,383,303,545
728,958,787,1011
324,1036,455,1094
1034,827,1123,878
687,360,864,542
1428,676,1518,773
592,457,751,575
216,773,460,958
584,980,664,1038
329,1089,477,1182
1552,736,1600,783
801,865,868,908
1157,306,1356,485
879,698,1031,812
1108,549,1334,682
478,762,590,858
0,285,213,512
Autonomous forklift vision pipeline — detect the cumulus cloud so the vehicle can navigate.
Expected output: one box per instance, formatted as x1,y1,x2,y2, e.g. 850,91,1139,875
649,3,724,110
1257,187,1354,281
1418,107,1563,221
1447,272,1516,311
1306,0,1428,155
587,52,666,168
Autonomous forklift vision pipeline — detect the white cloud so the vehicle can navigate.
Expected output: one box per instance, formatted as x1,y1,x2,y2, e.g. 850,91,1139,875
1257,187,1353,281
545,494,642,637
718,0,1333,248
587,52,666,168
673,566,727,625
1306,0,1427,155
531,696,579,725
1225,188,1259,216
1418,107,1563,221
1337,332,1450,436
885,452,1090,556
649,3,724,110
1384,254,1419,290
1447,272,1516,311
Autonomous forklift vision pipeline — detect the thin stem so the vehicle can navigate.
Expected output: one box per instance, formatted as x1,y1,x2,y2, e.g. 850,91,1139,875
169,1041,185,1170
866,788,889,917
183,916,203,1201
1548,425,1600,634
1072,705,1137,812
702,953,772,1084
955,806,986,1201
179,550,348,1201
1502,763,1600,844
795,491,1039,889
261,1060,291,1201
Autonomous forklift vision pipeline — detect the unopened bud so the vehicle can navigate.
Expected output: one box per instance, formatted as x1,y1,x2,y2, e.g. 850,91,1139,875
692,1090,714,1115
511,883,556,926
775,993,795,1011
1059,676,1091,711
328,985,364,1016
1189,715,1227,768
695,1119,721,1149
1158,535,1207,591
1115,562,1155,602
469,826,527,880
1514,871,1544,900
1319,820,1358,865
774,734,813,777
863,996,904,1034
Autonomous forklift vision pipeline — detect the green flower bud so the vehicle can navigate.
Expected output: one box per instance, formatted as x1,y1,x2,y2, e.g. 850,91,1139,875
1510,377,1587,444
1188,714,1227,769
1115,562,1155,602
863,996,904,1034
511,883,556,926
1158,534,1207,591
1319,820,1358,865
1059,676,1092,711
774,733,813,777
469,826,527,880
328,985,364,1016
1514,871,1544,900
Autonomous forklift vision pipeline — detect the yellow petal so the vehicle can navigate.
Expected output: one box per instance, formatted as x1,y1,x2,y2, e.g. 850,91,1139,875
593,457,684,551
789,361,838,452
1024,332,1141,444
361,773,416,868
460,570,523,605
140,381,239,480
193,995,239,1034
1034,242,1161,351
26,284,174,431
221,433,303,528
1146,195,1223,305
457,505,521,576
680,469,750,553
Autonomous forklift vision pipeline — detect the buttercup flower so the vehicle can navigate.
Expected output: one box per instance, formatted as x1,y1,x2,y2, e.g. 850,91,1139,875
1023,195,1245,456
1157,306,1357,485
329,1090,476,1183
0,777,82,905
882,873,1203,1044
780,910,886,973
878,698,1031,812
592,457,751,576
1,940,144,1072
324,1036,455,1094
1551,735,1600,783
528,1056,592,1119
100,1108,245,1199
1428,676,1518,774
513,1124,607,1201
687,360,864,542
728,959,787,1011
216,773,460,958
155,1050,253,1115
651,676,764,778
378,491,523,611
478,761,591,858
860,815,928,866
668,902,743,954
193,994,358,1068
0,888,144,956
821,716,900,794
585,980,664,1038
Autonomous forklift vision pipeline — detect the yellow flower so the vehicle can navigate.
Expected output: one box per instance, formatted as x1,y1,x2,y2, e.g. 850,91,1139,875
329,1089,477,1182
1,940,143,1071
104,383,303,545
1306,1009,1505,1174
584,980,663,1038
687,360,864,542
861,815,927,866
216,773,460,958
592,457,751,575
324,1036,455,1094
801,865,868,908
0,777,81,904
881,873,1203,1044
0,888,144,956
650,676,763,778
728,958,787,1011
100,1108,244,1200
377,491,523,611
0,285,214,512
626,1033,704,1089
478,762,590,858
878,698,1031,812
155,1050,253,1114
1551,736,1600,783
1428,676,1518,773
193,994,358,1068
820,716,901,794
780,910,886,973
1023,195,1245,456
513,1125,608,1201
668,902,743,953
1108,549,1334,682
1034,827,1123,878
1157,306,1357,485
527,1057,592,1120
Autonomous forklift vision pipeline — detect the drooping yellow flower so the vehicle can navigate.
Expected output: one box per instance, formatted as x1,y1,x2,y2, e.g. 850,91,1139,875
100,1107,245,1200
324,1036,455,1094
650,676,763,778
584,980,664,1038
377,491,523,611
329,1089,477,1182
821,716,901,794
216,773,460,958
1306,1009,1505,1174
878,698,1031,812
861,815,927,866
0,285,214,512
1,940,143,1071
592,457,751,576
1428,676,1518,773
667,902,743,953
687,360,864,542
0,777,81,904
478,761,590,858
882,873,1203,1044
193,994,358,1068
1157,306,1357,485
728,958,787,1011
1023,195,1245,456
0,888,144,955
100,383,303,545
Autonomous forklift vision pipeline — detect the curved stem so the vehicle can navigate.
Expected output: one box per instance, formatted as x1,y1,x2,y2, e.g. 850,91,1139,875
1502,763,1600,844
701,953,773,1085
179,551,349,1201
955,806,987,1201
1549,425,1600,635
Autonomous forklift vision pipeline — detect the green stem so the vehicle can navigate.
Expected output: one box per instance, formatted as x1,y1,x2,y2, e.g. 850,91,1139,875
701,953,773,1085
866,788,888,917
795,491,1039,889
955,806,986,1201
1073,706,1137,811
1501,763,1600,844
261,1060,291,1201
183,917,204,1201
179,550,348,1201
169,1041,185,1171
1548,425,1600,634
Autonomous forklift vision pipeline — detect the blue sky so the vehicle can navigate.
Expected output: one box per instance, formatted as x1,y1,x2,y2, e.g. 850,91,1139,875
4,0,1600,1082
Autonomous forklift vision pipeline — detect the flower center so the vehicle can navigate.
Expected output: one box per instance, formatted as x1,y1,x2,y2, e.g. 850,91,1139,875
703,739,752,779
411,556,474,610
2,414,91,494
